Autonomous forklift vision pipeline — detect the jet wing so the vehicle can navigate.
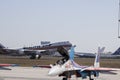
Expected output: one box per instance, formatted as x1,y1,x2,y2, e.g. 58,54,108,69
73,66,120,75
33,65,51,68
0,64,19,67
84,67,120,71
100,71,118,75
0,64,19,70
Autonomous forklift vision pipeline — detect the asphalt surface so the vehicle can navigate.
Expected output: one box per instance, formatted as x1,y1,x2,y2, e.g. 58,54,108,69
0,67,120,80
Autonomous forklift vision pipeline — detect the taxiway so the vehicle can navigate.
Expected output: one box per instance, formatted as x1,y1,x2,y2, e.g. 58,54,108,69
0,67,120,80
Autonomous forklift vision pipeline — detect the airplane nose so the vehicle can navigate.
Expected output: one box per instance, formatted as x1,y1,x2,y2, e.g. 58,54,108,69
48,65,65,76
48,70,55,76
48,71,52,75
48,67,61,76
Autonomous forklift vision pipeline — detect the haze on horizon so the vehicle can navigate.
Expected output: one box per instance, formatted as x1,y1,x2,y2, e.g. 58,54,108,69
0,0,120,53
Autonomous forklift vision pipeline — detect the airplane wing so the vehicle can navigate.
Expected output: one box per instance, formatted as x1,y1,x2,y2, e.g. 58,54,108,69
0,64,19,70
33,65,51,68
0,64,19,67
0,48,20,55
84,67,120,71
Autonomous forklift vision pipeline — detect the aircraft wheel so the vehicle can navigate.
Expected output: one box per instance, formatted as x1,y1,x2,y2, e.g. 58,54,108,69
37,55,41,59
30,55,36,59
62,78,67,80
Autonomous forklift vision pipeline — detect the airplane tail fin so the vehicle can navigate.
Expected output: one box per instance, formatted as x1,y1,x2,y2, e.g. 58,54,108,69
69,45,76,60
112,47,120,55
0,43,5,49
94,47,105,68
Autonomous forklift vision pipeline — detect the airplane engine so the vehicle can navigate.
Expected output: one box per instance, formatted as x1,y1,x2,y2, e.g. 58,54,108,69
35,54,41,59
18,49,25,55
30,54,41,59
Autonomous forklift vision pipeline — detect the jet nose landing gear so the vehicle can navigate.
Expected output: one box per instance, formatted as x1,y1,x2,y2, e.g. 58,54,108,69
62,77,67,80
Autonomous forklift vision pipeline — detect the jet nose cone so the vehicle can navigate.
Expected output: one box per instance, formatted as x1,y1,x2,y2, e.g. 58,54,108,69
48,65,64,76
48,66,60,76
48,71,52,76
48,70,55,76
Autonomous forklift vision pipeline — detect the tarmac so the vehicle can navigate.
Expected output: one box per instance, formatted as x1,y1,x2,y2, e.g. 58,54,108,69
0,67,120,80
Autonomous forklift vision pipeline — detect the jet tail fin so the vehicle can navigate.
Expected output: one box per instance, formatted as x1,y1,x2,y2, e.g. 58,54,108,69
0,43,5,49
94,47,105,68
69,45,76,60
112,47,120,55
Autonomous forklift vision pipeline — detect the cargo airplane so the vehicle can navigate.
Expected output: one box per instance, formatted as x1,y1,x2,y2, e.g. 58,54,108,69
38,46,120,80
75,47,120,58
0,41,72,59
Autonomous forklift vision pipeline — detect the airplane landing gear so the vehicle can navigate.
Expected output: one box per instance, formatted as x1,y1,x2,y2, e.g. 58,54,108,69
62,78,68,80
62,78,67,80
88,73,94,80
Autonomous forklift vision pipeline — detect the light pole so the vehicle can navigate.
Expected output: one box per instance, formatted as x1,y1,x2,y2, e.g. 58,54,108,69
118,0,120,38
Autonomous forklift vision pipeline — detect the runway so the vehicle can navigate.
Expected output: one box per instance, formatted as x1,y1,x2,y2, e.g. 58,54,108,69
0,67,61,80
0,67,120,80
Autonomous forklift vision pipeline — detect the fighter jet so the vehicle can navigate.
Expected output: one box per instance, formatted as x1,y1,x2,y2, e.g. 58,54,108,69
38,46,120,80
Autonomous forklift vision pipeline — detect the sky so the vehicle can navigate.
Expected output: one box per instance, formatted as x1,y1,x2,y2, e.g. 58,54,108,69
0,0,120,53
